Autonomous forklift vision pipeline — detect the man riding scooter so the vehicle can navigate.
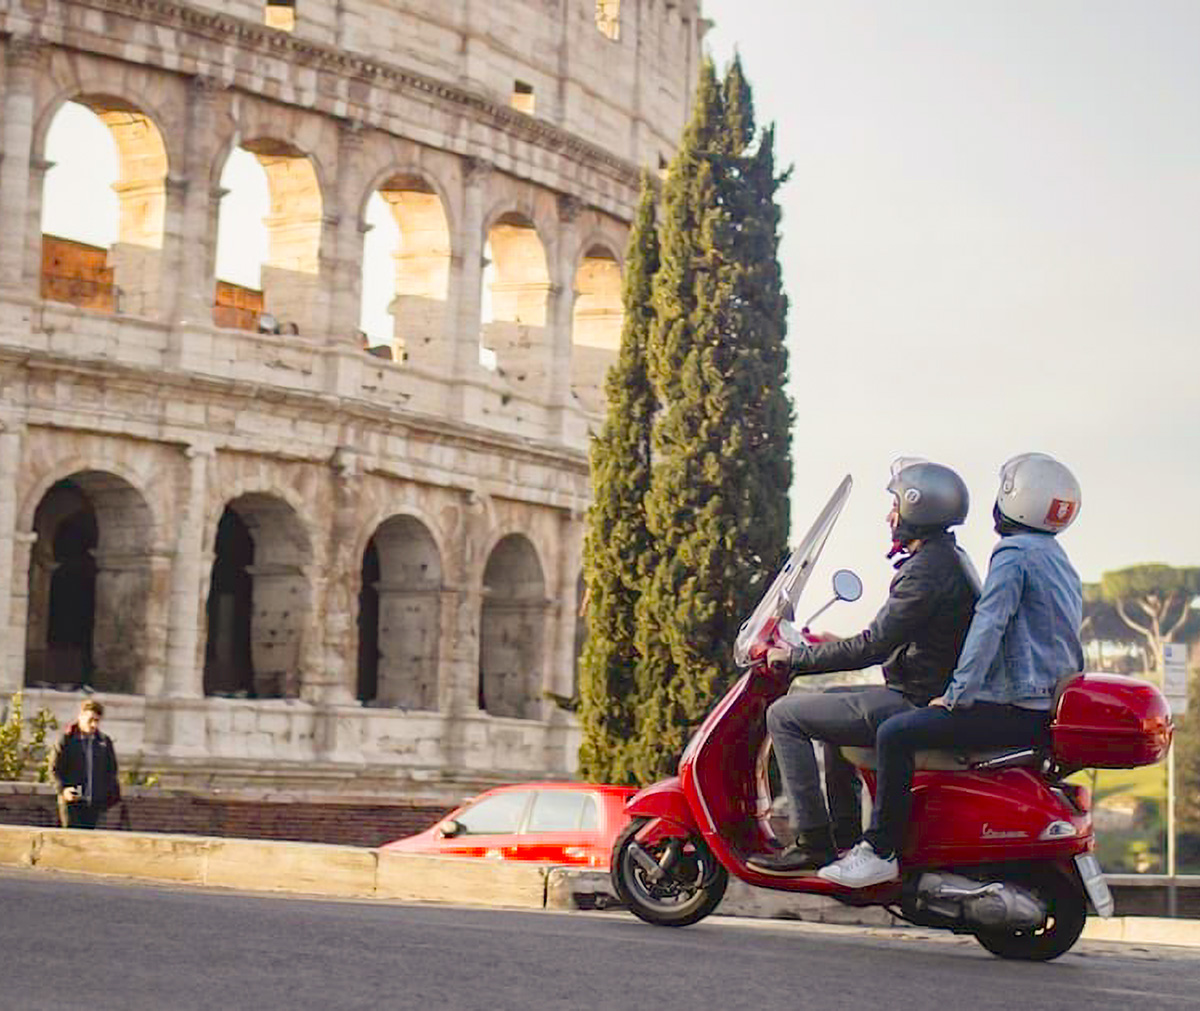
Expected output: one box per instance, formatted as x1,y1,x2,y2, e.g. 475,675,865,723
749,459,980,874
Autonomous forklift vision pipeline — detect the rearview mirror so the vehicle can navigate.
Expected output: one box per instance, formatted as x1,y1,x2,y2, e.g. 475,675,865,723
832,569,863,603
437,819,464,839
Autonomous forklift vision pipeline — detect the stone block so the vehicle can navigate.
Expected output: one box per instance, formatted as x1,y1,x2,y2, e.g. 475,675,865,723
204,838,377,897
375,851,546,908
0,825,38,867
35,828,210,884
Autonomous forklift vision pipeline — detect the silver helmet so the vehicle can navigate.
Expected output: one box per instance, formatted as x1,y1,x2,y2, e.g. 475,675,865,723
887,458,969,540
995,453,1080,533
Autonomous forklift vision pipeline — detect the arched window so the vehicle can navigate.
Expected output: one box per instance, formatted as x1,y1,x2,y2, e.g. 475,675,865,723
482,214,550,393
360,175,451,366
571,245,623,414
479,534,547,719
357,516,443,709
25,472,155,694
41,100,168,317
213,141,322,336
204,494,312,699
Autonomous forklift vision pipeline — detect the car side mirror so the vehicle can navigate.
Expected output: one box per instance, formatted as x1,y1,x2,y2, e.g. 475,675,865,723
437,819,464,839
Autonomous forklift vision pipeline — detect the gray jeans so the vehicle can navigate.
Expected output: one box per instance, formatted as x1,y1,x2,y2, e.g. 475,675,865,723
766,685,915,834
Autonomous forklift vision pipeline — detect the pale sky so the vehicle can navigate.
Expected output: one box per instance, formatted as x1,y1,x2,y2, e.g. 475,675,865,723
701,0,1200,629
42,2,1200,632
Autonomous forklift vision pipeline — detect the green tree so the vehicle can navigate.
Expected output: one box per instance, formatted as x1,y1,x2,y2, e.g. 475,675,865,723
1177,666,1200,854
632,57,793,782
577,178,660,784
1097,565,1200,672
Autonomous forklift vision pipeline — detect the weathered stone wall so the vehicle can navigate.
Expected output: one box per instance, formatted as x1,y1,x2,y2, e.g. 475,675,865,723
0,0,702,791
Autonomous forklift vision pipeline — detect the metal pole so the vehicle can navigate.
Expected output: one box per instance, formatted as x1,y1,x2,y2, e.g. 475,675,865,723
1167,743,1177,917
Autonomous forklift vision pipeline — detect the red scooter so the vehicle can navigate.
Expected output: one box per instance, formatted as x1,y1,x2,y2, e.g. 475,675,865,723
612,477,1173,960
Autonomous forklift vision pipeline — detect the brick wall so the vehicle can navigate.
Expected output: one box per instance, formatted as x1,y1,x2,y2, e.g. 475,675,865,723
0,785,451,849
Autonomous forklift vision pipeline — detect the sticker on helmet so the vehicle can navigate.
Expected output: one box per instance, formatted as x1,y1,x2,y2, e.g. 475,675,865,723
1044,499,1076,526
903,488,921,504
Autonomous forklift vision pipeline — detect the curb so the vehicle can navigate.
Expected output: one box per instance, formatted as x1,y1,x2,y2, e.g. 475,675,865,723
3,825,1199,948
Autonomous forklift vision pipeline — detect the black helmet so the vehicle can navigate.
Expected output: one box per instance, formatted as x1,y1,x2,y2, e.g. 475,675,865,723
886,457,969,543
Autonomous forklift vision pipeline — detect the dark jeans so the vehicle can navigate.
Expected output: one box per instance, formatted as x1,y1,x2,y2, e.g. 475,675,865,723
767,686,915,834
865,703,1051,857
59,800,106,829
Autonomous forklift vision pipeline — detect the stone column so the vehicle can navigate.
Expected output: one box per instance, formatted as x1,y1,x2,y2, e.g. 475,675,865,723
323,121,368,397
0,39,43,293
457,0,487,91
445,157,490,411
165,76,227,366
163,446,211,698
545,195,582,434
551,512,585,700
6,532,36,692
0,423,24,694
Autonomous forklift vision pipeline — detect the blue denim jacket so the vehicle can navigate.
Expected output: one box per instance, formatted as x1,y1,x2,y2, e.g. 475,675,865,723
942,532,1083,710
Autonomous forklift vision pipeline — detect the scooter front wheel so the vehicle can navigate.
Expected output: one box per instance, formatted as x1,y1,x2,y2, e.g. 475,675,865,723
611,817,728,927
972,868,1088,961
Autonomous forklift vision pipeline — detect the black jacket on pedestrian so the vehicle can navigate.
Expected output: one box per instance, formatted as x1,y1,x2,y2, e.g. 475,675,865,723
789,532,981,704
49,722,122,810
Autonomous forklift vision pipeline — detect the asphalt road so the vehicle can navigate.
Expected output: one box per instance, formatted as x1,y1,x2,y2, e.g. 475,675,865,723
4,871,1200,1011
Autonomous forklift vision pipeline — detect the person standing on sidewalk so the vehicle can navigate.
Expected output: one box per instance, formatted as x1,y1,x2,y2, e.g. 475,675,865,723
50,699,121,829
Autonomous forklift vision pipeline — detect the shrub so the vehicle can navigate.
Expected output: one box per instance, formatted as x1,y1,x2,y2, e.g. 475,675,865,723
0,692,59,782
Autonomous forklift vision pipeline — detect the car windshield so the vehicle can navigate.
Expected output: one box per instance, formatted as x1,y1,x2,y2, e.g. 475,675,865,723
526,791,598,832
733,476,853,667
455,791,532,834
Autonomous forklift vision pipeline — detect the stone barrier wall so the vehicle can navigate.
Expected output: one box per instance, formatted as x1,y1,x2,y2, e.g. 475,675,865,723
0,783,451,848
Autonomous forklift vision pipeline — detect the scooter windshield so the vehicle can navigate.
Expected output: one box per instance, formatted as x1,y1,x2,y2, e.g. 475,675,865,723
733,475,853,667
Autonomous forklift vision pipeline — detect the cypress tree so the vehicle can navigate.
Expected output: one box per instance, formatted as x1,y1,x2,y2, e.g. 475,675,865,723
577,177,660,784
632,56,793,783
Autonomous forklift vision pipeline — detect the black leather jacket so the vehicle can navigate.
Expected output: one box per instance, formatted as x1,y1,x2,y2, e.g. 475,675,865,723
790,532,980,704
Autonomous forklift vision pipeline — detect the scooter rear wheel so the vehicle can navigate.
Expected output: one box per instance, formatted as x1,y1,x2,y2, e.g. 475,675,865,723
611,817,728,927
972,868,1088,961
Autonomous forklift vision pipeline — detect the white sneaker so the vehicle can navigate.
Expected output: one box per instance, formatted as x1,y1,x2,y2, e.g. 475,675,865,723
817,841,899,888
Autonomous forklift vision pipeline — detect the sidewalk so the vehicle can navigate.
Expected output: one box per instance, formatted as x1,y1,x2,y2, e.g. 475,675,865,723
3,823,1199,949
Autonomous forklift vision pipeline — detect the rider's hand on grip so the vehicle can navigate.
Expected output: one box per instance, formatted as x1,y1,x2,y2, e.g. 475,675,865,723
766,646,792,674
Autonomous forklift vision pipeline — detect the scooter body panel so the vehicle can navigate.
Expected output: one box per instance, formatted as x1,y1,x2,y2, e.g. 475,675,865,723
885,767,1091,867
625,776,698,837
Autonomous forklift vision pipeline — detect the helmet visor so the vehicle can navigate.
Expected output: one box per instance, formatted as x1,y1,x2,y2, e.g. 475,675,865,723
889,456,929,480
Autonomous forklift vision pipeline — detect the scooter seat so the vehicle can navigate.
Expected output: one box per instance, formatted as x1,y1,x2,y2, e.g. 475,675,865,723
839,746,1038,772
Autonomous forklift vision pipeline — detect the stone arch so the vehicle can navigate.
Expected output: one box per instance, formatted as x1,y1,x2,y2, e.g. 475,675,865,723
213,138,325,336
360,170,453,366
38,95,170,318
482,210,552,390
203,492,313,699
479,532,548,720
357,514,444,709
571,241,624,414
24,470,156,694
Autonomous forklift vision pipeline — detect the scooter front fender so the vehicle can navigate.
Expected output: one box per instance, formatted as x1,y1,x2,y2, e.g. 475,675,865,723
624,776,699,837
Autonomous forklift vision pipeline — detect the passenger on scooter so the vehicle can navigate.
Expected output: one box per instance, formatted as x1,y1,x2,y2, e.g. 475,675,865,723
747,459,980,875
818,453,1084,889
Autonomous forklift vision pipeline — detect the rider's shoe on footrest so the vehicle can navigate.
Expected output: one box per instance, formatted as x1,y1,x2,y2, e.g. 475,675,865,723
817,841,898,888
747,831,835,875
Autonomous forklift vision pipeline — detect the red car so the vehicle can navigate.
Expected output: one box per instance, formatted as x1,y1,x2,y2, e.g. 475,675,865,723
381,782,635,868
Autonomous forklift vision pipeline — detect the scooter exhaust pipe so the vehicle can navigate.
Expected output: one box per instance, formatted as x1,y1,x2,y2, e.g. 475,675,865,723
922,879,1005,901
916,873,1047,931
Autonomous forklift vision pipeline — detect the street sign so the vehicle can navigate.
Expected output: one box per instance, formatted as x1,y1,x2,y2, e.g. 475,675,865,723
1163,642,1189,715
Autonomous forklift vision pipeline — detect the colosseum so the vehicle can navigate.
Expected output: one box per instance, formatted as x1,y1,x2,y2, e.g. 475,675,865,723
0,0,704,795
